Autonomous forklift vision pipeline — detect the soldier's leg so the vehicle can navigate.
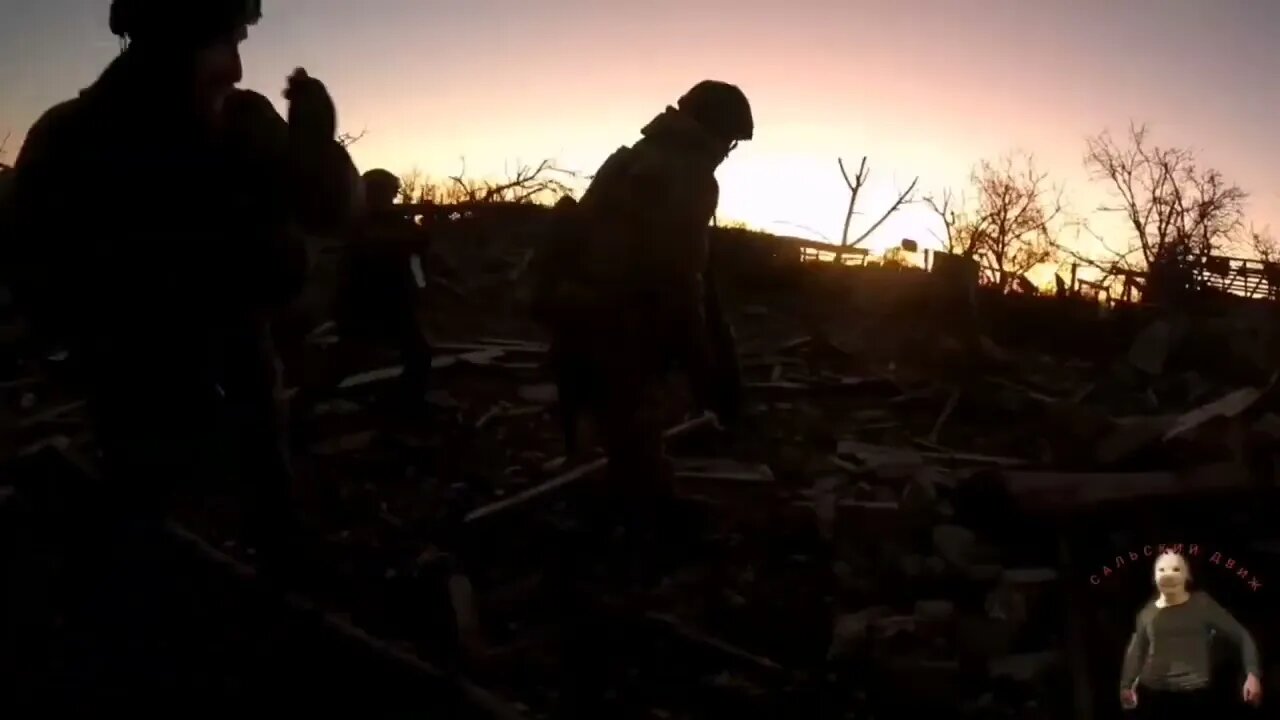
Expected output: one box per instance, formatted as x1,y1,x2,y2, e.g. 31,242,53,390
397,300,433,403
60,374,215,697
596,373,672,526
550,331,590,458
221,328,302,566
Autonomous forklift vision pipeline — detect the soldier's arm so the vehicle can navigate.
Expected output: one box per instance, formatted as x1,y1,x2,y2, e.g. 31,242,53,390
224,90,358,307
289,134,360,235
7,101,83,331
1201,593,1261,677
228,88,360,231
1119,606,1151,691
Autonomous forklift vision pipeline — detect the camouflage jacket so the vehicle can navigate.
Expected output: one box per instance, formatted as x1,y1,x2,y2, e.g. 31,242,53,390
8,50,359,378
536,106,722,329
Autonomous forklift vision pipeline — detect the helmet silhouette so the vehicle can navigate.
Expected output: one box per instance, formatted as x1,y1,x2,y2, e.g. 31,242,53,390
361,169,401,206
109,0,263,43
677,81,753,142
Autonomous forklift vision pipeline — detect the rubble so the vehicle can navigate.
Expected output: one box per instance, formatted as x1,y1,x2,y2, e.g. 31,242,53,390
4,211,1280,717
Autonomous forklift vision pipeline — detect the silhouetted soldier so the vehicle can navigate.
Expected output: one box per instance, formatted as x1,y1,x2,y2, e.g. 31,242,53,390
8,0,358,698
335,168,433,405
533,80,751,542
0,164,14,318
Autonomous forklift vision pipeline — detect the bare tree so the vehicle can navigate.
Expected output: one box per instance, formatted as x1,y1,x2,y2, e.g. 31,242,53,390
835,156,918,262
926,153,1062,289
1244,224,1279,264
923,188,983,257
388,159,578,208
968,154,1062,288
446,158,575,205
1084,123,1247,269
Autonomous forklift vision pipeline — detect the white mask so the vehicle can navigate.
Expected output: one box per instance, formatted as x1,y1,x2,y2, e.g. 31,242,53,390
1154,552,1190,592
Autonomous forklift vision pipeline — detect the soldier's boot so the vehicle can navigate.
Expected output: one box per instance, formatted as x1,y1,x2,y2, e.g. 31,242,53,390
601,401,672,588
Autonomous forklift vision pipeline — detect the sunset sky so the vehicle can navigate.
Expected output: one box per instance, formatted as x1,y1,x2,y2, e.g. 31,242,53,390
3,0,1278,260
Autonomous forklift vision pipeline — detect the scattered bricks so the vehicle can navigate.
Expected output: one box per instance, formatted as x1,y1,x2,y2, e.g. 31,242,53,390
965,564,1004,583
898,554,927,581
915,600,956,623
988,651,1061,682
924,555,948,576
932,524,978,570
955,615,1014,660
984,584,1029,637
828,605,892,660
870,615,917,641
885,658,963,706
835,440,925,478
1128,319,1175,375
913,600,957,639
515,384,558,404
835,500,903,541
899,467,941,527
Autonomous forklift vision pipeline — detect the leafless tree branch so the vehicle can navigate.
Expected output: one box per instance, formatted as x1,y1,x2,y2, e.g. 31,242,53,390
929,152,1061,290
337,127,367,148
1084,122,1247,271
1242,223,1278,264
834,155,918,261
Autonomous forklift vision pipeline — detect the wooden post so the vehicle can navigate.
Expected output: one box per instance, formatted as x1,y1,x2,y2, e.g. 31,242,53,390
1059,533,1094,720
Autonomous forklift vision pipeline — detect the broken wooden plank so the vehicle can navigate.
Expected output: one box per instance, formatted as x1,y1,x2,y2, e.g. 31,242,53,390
835,440,924,472
908,439,1026,467
1164,382,1273,441
1003,462,1251,511
516,384,558,405
311,431,376,456
162,521,527,720
643,611,786,674
476,338,549,352
743,381,810,391
0,376,40,390
928,389,960,444
459,349,506,366
434,342,546,355
475,404,544,430
338,366,403,389
17,400,86,428
672,458,775,484
465,413,717,524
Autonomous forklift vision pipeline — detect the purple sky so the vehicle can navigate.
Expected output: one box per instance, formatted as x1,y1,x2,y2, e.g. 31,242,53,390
2,0,1277,258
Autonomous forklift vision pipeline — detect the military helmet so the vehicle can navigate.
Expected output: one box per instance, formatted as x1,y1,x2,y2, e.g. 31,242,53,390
361,169,401,206
677,80,754,142
110,0,262,44
362,169,400,194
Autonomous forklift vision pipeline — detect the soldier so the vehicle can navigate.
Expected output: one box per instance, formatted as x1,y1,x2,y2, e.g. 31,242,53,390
334,168,434,406
533,80,751,539
8,0,358,697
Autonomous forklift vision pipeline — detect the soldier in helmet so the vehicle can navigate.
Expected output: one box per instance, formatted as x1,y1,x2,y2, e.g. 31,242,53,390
8,0,358,695
333,168,434,407
533,80,751,548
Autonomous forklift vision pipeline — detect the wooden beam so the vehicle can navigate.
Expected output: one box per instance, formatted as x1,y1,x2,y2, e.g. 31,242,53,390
464,413,717,525
163,521,528,720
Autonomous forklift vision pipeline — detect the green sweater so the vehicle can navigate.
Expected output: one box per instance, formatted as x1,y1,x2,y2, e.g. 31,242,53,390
1121,591,1260,691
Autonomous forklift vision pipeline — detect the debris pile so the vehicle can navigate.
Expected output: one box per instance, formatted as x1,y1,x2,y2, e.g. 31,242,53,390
2,212,1279,717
